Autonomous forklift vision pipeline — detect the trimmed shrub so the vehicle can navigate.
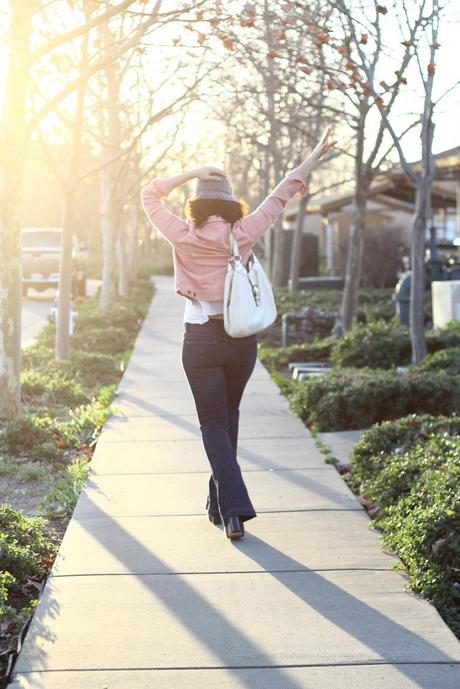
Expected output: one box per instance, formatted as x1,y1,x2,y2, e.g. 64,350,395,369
346,416,460,637
41,455,92,519
354,434,459,509
330,321,460,370
377,442,460,637
69,351,123,387
0,414,80,463
348,433,460,637
34,323,56,348
0,504,56,582
20,370,89,406
429,320,460,349
70,326,131,355
74,301,143,334
331,322,412,369
269,372,298,397
413,347,460,375
0,504,57,627
348,414,460,493
289,369,460,431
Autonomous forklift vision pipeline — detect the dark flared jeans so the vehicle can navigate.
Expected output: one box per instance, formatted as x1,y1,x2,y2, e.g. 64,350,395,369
181,319,258,524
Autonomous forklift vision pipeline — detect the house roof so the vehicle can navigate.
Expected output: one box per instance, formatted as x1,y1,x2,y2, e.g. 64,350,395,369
285,145,459,219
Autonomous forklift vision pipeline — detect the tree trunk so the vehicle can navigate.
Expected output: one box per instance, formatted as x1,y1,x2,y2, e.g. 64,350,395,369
410,186,428,362
128,202,139,280
409,81,434,363
271,216,286,288
337,180,368,333
323,216,334,275
289,193,308,291
117,217,129,298
99,167,116,309
99,27,121,310
0,1,35,418
55,25,89,360
336,123,369,334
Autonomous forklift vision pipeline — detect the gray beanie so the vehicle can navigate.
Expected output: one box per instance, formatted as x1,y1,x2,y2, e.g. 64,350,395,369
194,174,236,201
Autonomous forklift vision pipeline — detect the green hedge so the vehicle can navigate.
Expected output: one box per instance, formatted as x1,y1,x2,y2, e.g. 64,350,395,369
327,321,460,370
347,418,460,637
413,347,460,375
348,414,460,493
70,326,132,356
20,369,89,407
0,504,58,630
331,322,412,369
69,351,123,387
260,321,460,375
289,369,460,431
377,441,460,638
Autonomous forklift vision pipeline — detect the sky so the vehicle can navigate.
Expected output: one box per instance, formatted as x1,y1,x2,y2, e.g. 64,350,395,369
0,0,459,172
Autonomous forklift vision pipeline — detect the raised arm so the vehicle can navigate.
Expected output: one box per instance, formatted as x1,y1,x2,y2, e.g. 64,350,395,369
140,166,227,245
239,127,337,244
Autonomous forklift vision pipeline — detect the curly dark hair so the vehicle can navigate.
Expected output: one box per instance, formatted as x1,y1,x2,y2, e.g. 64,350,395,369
185,197,250,229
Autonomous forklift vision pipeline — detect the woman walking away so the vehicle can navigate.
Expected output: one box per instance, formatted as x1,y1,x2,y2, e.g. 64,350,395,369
140,127,337,540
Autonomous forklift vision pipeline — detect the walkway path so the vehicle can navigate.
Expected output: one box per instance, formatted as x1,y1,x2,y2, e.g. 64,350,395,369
9,276,460,688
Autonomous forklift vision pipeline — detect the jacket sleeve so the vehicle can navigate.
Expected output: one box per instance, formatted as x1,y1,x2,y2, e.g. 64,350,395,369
140,177,189,246
239,167,307,244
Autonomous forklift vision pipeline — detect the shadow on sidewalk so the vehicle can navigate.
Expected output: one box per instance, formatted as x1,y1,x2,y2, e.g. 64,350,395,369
13,499,458,688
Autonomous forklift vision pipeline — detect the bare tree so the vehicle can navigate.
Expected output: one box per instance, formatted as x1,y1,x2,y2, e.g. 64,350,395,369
55,4,92,360
312,0,425,334
0,0,163,416
197,0,342,285
346,0,454,360
0,1,37,418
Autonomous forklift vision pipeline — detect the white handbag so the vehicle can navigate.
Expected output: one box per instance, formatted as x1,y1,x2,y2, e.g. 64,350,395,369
223,229,277,337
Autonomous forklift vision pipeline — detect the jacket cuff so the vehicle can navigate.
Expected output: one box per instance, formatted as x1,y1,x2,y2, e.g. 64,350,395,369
144,177,175,198
286,168,308,197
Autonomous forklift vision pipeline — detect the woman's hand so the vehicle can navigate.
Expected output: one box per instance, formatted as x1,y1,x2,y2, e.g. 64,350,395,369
194,166,227,181
301,127,337,172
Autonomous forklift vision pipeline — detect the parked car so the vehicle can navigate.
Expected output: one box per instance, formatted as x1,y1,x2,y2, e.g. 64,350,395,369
21,227,87,298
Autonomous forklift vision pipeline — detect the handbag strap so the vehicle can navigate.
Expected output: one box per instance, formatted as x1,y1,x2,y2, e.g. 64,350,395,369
228,226,255,266
228,226,239,259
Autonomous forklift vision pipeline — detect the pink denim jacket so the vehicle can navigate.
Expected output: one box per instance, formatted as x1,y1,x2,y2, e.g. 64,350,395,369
140,167,307,302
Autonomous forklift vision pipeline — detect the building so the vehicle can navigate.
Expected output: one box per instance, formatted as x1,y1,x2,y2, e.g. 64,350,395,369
281,146,460,287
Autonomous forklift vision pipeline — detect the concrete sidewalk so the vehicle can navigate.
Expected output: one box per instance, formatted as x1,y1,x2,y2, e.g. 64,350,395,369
9,275,460,689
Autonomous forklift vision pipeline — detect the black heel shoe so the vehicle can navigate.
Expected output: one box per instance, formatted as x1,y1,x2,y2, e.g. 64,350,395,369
225,516,245,540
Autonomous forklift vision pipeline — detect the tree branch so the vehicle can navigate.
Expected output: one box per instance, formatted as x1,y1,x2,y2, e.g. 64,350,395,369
27,1,163,134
